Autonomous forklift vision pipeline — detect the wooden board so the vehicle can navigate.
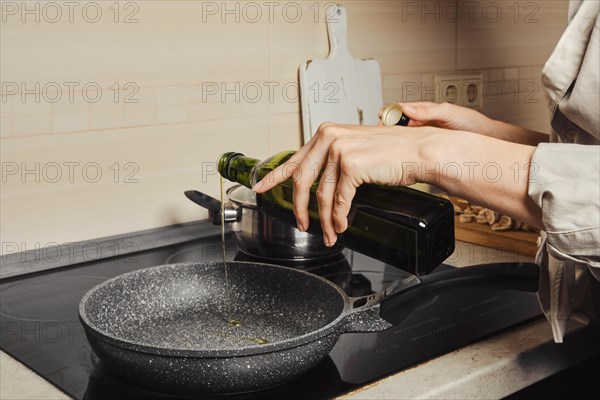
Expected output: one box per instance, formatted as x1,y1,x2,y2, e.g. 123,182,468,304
454,215,539,256
299,5,383,143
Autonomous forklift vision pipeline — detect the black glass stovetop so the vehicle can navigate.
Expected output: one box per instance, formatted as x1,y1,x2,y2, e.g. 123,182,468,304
0,234,542,399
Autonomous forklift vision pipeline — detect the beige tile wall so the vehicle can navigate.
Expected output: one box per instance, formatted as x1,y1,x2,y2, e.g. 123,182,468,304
0,1,568,252
456,0,569,132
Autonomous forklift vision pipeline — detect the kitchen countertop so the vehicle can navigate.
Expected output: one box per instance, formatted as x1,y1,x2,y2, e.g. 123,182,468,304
2,241,599,399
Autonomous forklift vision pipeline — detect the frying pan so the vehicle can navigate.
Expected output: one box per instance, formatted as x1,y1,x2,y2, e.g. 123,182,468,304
79,261,539,395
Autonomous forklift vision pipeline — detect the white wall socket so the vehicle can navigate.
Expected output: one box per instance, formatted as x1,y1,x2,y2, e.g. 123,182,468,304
434,73,483,110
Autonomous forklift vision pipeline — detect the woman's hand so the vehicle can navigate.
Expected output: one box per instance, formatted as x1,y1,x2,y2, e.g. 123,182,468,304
380,102,492,132
386,102,548,146
252,123,433,246
253,121,544,244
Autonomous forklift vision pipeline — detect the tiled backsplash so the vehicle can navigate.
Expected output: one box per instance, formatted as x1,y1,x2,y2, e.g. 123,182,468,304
1,1,568,252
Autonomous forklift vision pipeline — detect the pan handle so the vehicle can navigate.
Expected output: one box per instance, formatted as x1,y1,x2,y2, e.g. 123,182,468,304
379,262,539,326
184,190,240,225
342,262,539,333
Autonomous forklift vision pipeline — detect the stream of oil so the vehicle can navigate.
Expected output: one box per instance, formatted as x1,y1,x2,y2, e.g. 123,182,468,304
220,177,268,345
220,176,235,325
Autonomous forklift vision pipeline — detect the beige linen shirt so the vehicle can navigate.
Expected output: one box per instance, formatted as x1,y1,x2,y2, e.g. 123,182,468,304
529,0,600,342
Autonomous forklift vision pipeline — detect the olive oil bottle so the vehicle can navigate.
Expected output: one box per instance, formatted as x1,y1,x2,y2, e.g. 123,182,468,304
218,151,455,276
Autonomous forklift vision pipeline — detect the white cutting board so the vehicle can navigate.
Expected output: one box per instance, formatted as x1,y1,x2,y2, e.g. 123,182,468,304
300,4,384,143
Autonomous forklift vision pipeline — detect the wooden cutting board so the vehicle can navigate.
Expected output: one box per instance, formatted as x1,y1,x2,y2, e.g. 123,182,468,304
454,215,540,256
299,4,383,143
439,194,539,256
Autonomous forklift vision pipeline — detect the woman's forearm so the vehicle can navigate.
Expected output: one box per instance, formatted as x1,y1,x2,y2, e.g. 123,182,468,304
400,102,549,146
485,119,549,146
418,130,544,229
254,123,545,245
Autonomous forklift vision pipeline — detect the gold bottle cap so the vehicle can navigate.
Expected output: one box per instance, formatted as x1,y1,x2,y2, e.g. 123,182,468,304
381,104,410,126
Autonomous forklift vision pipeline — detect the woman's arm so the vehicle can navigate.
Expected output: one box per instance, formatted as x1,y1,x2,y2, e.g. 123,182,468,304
396,102,549,146
254,123,543,247
419,129,543,228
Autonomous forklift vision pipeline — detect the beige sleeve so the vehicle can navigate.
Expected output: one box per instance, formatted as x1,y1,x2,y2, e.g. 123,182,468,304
529,143,599,342
528,143,600,269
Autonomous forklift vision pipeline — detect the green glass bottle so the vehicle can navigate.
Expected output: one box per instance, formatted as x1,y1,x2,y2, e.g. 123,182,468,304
218,151,455,276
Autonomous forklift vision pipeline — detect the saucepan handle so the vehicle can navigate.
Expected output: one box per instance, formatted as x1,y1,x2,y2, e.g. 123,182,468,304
341,262,539,333
184,190,240,225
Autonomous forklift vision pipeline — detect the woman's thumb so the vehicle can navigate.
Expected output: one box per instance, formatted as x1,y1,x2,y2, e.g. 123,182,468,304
399,104,418,118
400,102,444,123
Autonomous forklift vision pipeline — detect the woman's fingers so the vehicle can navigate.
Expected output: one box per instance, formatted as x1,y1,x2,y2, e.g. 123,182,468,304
253,161,295,192
253,137,318,193
379,102,438,127
332,172,357,234
253,123,402,245
291,140,335,230
253,123,337,193
291,163,314,231
399,103,430,122
401,102,453,125
316,159,339,246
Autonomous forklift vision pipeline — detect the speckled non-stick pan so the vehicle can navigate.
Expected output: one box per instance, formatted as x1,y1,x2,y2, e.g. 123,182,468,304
79,261,539,395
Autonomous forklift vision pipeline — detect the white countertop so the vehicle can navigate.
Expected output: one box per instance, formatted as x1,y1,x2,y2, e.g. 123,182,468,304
1,351,69,400
339,318,598,399
2,242,598,400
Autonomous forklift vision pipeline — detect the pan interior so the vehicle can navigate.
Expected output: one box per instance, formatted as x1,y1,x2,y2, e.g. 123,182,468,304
81,262,345,352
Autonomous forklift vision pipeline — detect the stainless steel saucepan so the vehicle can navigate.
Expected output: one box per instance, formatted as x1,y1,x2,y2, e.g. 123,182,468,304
185,185,342,261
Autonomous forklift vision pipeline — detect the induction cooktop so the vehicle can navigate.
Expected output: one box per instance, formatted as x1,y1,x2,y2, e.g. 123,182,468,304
0,232,542,399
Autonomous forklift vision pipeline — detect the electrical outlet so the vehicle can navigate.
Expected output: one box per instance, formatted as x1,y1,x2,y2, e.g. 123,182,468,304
434,73,483,110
